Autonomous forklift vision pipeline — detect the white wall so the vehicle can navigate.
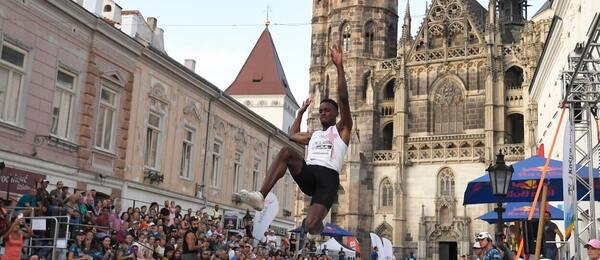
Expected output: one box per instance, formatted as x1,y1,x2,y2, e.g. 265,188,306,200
531,0,600,161
232,95,289,132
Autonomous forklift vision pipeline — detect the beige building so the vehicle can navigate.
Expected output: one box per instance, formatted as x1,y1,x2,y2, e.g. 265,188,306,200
115,11,302,232
307,0,552,258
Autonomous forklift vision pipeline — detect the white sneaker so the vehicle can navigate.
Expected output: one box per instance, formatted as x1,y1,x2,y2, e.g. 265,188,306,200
239,189,264,211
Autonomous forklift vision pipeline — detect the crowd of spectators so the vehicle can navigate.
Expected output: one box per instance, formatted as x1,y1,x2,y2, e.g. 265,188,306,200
1,179,337,260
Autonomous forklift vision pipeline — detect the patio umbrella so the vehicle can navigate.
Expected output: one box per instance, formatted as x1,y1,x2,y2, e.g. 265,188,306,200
289,223,353,237
477,202,564,224
463,156,600,205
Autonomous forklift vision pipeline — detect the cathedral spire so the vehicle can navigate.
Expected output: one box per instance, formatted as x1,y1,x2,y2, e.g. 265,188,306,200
404,0,411,23
401,0,412,41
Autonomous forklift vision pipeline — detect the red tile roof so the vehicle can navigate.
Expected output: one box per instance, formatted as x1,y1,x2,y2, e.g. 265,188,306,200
225,28,298,107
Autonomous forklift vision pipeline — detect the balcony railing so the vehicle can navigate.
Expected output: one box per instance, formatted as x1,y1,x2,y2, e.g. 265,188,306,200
496,143,525,162
373,150,397,164
406,134,486,163
380,102,395,117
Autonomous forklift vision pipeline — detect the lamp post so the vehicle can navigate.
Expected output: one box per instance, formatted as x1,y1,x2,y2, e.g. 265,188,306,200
486,151,514,246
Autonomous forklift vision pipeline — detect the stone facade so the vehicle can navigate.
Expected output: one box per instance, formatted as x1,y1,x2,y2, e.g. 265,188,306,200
307,0,552,259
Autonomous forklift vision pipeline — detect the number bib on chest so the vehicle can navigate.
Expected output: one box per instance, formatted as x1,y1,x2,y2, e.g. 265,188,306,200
310,141,333,161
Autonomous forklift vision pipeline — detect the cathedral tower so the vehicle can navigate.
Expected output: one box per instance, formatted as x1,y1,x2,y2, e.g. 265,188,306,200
307,0,549,259
307,0,399,254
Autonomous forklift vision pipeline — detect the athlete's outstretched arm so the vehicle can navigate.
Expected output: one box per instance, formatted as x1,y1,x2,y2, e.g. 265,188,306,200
289,98,312,145
330,44,353,143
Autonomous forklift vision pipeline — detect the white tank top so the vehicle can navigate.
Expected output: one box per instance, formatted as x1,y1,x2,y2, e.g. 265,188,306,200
305,126,348,173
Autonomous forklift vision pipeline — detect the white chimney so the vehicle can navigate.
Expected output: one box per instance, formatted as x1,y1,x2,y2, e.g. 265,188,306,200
147,17,158,32
102,0,122,25
82,0,103,16
184,59,196,72
151,27,165,52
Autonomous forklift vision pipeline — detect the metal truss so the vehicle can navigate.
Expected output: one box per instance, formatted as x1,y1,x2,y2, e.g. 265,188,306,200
563,13,600,260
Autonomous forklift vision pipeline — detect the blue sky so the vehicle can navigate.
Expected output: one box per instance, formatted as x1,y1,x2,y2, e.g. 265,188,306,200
118,0,547,107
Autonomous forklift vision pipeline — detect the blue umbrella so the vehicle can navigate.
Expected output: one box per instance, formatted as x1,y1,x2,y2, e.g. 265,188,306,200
289,223,353,237
463,156,600,205
477,202,564,224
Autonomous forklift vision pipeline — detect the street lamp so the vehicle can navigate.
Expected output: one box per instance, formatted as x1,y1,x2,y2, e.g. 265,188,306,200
486,151,514,246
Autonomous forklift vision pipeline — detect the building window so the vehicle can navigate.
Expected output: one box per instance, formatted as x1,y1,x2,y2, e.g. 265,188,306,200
211,139,223,188
364,22,374,55
433,83,464,134
438,168,455,196
283,172,290,209
380,179,393,207
342,23,351,52
252,158,261,191
144,112,162,169
180,127,194,179
233,151,243,192
95,87,118,151
0,42,27,124
51,69,76,139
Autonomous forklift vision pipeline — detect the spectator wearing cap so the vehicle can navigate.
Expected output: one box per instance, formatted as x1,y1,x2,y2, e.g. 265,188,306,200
586,239,600,260
473,241,484,260
36,179,50,205
543,211,564,260
476,232,501,260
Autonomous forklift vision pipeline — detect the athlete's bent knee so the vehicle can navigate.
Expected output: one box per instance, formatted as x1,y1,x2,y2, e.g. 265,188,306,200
279,147,296,161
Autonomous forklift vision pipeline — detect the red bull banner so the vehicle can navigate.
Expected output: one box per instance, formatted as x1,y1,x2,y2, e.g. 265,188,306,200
346,236,361,256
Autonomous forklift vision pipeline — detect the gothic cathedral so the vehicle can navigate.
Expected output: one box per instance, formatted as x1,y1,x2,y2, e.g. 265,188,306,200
305,0,552,259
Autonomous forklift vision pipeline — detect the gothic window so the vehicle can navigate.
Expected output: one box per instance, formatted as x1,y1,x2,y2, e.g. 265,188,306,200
382,123,393,150
385,24,396,58
324,75,330,99
342,22,351,53
384,79,395,100
364,21,375,56
506,113,524,144
380,179,393,207
438,168,455,196
505,66,524,90
433,82,464,134
327,26,333,56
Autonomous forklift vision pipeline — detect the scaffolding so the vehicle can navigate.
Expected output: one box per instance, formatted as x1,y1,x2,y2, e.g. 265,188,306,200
562,13,600,260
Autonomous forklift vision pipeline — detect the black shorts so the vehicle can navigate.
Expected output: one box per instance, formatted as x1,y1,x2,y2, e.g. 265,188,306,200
291,161,340,210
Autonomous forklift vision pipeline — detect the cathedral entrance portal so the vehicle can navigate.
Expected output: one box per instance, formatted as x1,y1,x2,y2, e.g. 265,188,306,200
438,242,457,260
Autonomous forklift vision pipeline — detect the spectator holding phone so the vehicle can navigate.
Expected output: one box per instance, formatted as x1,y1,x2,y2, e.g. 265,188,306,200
2,215,32,260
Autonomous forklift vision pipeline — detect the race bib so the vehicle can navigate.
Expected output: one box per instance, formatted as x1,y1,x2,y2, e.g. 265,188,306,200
311,142,333,160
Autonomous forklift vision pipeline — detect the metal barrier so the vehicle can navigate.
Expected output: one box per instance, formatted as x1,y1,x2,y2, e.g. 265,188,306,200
21,215,70,260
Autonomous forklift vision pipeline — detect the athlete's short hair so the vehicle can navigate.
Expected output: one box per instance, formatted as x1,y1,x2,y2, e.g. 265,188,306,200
320,98,339,111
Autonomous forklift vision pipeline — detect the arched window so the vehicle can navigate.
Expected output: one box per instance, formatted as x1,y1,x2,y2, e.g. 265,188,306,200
364,21,375,55
506,113,524,144
433,82,464,134
103,5,112,12
384,79,395,100
324,75,330,99
382,123,393,150
380,179,393,207
342,22,351,52
438,168,455,196
505,66,524,90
